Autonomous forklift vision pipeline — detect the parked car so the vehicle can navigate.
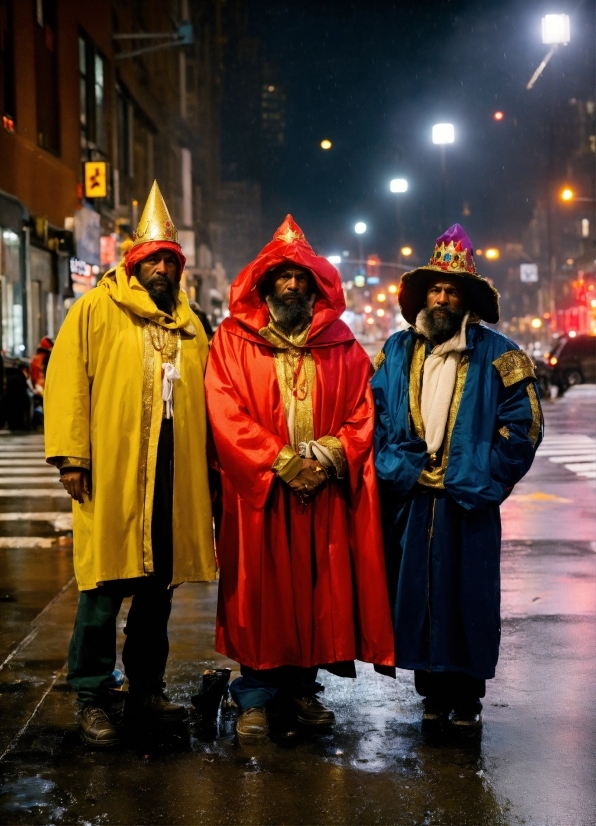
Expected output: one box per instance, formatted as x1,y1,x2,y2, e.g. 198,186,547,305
547,334,596,394
533,356,553,399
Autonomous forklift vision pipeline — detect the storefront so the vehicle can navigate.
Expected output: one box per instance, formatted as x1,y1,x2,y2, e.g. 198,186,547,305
0,190,27,357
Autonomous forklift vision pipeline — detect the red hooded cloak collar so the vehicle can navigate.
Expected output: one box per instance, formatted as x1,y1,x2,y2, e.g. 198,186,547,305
225,216,354,348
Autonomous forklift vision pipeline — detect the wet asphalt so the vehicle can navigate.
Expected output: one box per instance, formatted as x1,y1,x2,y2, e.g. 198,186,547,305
0,388,594,826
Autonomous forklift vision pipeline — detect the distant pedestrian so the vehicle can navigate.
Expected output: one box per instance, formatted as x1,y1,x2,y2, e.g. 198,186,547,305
372,224,543,726
44,181,215,747
189,300,214,340
29,336,53,393
206,216,395,740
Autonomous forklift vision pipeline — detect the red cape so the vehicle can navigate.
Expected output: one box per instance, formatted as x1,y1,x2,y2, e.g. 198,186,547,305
206,216,395,669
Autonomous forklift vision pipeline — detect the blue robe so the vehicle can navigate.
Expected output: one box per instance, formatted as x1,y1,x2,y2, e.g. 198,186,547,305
371,324,542,679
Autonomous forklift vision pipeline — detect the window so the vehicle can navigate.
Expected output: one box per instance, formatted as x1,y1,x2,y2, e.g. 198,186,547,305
0,0,16,130
79,32,106,154
116,84,132,176
34,0,59,154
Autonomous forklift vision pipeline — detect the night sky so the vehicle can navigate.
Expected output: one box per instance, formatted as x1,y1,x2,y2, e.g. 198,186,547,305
245,0,595,265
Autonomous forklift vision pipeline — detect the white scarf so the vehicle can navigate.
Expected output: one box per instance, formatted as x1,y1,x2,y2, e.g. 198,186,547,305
415,310,469,455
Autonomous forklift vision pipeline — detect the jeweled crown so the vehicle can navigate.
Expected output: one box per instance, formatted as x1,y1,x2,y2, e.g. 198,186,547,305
429,239,477,275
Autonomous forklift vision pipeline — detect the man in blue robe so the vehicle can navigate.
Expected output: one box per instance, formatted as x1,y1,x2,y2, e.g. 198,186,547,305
371,224,543,726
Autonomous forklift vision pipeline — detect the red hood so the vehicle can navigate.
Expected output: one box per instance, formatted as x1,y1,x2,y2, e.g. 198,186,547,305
226,215,353,348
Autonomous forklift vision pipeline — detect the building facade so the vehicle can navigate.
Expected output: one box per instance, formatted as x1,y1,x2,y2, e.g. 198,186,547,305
0,0,225,356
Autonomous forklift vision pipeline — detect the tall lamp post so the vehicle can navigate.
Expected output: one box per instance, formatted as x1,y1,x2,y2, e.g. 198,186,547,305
432,123,454,230
354,222,367,272
527,14,571,317
390,178,408,263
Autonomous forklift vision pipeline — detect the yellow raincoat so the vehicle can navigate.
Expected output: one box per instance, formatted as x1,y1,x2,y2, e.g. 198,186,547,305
44,261,215,590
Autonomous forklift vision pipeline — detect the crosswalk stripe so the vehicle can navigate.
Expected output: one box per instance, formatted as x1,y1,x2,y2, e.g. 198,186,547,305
0,460,48,466
0,489,69,497
0,512,71,522
547,455,596,463
0,468,55,475
0,537,57,548
536,434,596,482
0,477,61,485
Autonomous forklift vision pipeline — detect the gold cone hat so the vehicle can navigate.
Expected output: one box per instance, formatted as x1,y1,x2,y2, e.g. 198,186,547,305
131,181,179,248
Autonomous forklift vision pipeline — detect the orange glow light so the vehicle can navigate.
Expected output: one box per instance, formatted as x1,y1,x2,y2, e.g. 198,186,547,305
364,305,372,313
493,111,504,121
388,284,398,294
366,317,375,325
377,293,386,302
561,188,574,201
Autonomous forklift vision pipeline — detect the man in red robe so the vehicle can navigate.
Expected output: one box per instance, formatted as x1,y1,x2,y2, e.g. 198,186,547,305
206,216,395,740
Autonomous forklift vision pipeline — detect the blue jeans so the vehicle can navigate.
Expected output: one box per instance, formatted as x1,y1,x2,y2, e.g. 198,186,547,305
230,665,322,711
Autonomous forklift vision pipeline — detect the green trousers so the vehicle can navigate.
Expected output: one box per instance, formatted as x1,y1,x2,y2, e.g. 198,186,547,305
67,419,175,708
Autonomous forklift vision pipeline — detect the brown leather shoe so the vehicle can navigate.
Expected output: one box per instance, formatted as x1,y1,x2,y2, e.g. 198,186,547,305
236,707,269,739
127,690,187,721
79,705,119,748
293,694,335,727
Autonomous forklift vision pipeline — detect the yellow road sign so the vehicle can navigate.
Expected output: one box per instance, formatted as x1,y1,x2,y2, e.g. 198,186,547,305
84,161,108,198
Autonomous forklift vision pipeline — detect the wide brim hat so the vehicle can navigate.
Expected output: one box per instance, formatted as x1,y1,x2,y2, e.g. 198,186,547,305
399,223,500,325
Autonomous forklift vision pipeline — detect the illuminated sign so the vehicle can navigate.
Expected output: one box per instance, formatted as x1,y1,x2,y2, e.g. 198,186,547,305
84,161,108,198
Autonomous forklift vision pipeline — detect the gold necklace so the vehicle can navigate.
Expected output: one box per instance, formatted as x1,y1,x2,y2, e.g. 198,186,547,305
147,321,179,361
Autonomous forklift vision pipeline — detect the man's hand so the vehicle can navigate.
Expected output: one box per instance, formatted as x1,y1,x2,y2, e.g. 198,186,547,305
288,459,326,499
60,469,91,503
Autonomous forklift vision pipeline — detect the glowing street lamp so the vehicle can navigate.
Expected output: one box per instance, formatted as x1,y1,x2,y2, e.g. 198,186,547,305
432,123,454,145
320,139,332,150
354,222,367,269
327,255,342,264
432,124,454,229
388,284,398,294
390,178,408,193
527,14,571,89
485,248,500,260
542,14,570,45
401,246,413,257
561,188,574,201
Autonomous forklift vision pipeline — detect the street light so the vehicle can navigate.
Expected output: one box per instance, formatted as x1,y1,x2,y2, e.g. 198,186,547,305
327,255,342,264
390,178,408,193
542,14,570,45
527,14,570,89
354,222,367,270
389,178,408,262
401,246,413,257
432,123,454,229
485,248,500,259
561,188,574,201
320,139,332,150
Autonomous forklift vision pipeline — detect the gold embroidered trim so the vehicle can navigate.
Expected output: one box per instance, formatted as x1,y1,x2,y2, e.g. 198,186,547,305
140,324,156,573
272,445,303,482
417,355,469,489
526,384,542,446
408,338,426,440
373,349,386,372
493,350,536,387
259,321,310,349
316,435,348,479
498,426,510,440
273,347,315,449
48,456,91,470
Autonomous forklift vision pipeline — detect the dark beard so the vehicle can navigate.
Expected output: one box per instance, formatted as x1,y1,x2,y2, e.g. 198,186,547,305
421,305,464,343
148,284,178,315
268,293,311,333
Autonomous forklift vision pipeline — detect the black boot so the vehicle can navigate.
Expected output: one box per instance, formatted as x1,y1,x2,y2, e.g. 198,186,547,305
191,668,231,721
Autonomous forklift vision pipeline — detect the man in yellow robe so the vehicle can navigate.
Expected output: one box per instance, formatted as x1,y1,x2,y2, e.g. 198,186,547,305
44,182,215,747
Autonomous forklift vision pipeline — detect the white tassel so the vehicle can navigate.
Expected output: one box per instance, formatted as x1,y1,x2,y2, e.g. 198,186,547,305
162,362,181,419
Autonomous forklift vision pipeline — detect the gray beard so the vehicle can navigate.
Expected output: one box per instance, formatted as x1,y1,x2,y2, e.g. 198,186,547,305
268,293,311,334
420,305,464,343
